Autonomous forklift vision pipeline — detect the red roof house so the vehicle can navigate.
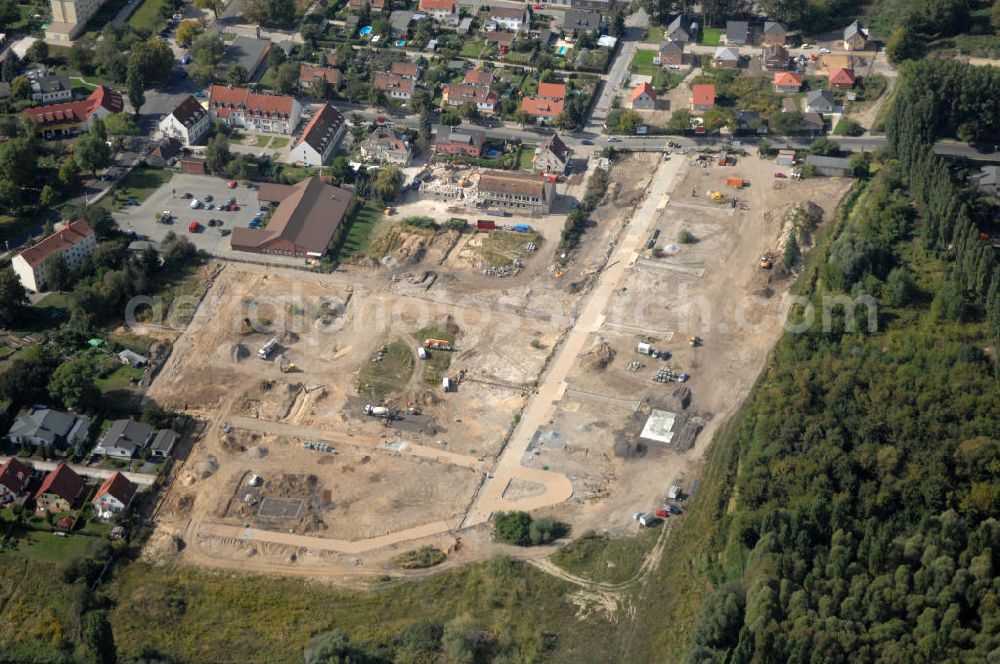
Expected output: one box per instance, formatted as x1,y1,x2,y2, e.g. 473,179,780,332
537,82,566,101
34,463,84,513
0,457,32,504
92,471,138,519
520,96,564,123
631,82,656,110
691,84,716,111
828,67,855,90
23,85,123,138
773,72,803,93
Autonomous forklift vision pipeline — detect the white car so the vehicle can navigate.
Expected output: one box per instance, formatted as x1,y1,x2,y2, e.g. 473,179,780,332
801,43,813,49
607,136,621,143
819,47,831,54
189,199,201,209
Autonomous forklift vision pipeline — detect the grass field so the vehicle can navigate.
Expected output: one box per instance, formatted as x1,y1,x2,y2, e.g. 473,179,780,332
645,25,664,43
356,339,415,400
551,529,658,585
479,230,542,268
96,365,146,393
333,200,384,260
98,167,174,212
699,28,722,46
518,144,536,171
270,136,289,148
460,39,491,58
127,0,170,33
414,323,458,386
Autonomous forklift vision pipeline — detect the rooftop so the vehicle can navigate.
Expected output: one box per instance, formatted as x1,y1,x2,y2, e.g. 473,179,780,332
479,170,547,198
294,103,345,155
16,219,94,268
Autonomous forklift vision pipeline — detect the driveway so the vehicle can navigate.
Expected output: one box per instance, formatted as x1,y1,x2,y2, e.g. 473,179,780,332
113,172,303,266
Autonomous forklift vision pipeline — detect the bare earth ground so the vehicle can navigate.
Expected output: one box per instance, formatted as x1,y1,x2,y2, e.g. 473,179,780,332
142,152,850,579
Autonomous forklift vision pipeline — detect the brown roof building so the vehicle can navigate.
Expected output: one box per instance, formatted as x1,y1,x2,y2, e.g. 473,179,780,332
477,171,557,215
373,73,416,99
0,457,31,504
299,63,344,90
34,463,84,513
231,178,354,258
463,69,494,86
208,85,303,135
390,60,421,79
289,103,346,166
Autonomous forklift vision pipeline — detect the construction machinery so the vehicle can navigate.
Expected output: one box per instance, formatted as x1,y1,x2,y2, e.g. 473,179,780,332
275,354,296,373
758,256,773,269
709,191,724,201
258,338,278,360
689,336,702,347
424,338,453,351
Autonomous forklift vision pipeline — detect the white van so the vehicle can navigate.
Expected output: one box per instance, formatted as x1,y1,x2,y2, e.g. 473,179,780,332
190,198,201,209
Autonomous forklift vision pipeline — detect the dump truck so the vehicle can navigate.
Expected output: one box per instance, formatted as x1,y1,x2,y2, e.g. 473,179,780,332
726,177,744,188
759,256,773,269
258,338,278,360
424,338,453,350
689,336,702,347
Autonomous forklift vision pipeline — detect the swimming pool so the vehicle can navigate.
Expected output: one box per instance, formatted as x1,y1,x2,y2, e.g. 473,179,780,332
395,40,406,47
359,25,372,36
557,45,568,55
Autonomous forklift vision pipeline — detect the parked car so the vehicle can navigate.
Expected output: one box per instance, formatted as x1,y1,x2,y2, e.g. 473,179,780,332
774,172,787,178
607,136,621,143
181,192,193,199
204,194,213,202
228,180,238,189
819,47,831,54
580,139,594,145
181,54,191,65
220,228,231,236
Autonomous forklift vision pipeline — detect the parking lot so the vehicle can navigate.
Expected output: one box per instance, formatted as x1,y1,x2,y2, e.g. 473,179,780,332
114,172,302,265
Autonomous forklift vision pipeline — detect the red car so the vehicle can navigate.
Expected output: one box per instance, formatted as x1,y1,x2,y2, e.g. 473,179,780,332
774,172,787,178
228,179,238,189
188,221,201,233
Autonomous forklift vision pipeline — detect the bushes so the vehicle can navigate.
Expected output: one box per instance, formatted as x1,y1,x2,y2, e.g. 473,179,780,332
493,511,567,546
394,546,446,569
677,229,697,244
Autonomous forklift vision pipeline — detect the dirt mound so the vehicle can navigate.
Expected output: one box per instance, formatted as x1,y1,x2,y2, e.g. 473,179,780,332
411,390,442,407
231,344,249,362
220,435,245,454
194,456,219,478
247,445,268,459
582,337,615,371
392,233,427,265
280,331,299,344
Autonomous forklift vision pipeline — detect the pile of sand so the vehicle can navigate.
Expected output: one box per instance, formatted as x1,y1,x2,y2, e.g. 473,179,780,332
231,344,249,363
582,337,614,371
394,234,427,264
194,456,219,478
247,445,268,459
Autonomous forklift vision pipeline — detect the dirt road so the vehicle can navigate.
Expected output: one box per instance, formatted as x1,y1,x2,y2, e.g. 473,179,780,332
463,156,687,527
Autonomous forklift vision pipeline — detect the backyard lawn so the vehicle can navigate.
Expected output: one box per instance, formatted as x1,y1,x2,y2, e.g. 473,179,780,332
270,137,289,148
700,27,722,46
97,365,146,393
518,144,536,171
631,49,660,77
333,200,384,260
128,0,170,33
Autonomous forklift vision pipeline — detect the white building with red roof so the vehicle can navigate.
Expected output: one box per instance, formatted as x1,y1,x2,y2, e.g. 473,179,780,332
23,85,123,139
92,471,138,519
208,85,302,135
418,0,458,23
12,220,96,292
0,457,32,505
289,103,345,166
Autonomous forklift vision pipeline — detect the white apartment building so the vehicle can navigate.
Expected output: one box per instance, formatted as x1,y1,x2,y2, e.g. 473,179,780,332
12,220,96,292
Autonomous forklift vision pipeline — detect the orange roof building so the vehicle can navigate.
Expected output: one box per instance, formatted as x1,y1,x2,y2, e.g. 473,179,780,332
208,85,303,135
537,82,566,101
520,96,565,122
691,83,716,110
773,71,803,92
12,220,96,292
828,67,855,90
23,85,123,138
631,82,656,109
298,63,344,90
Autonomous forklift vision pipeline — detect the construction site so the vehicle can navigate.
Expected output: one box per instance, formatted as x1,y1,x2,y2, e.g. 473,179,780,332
143,150,853,578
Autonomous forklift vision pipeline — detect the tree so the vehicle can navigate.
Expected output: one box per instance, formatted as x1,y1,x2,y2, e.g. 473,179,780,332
9,74,31,99
27,39,49,64
618,109,642,135
703,108,734,132
175,19,203,47
43,253,71,291
493,511,532,545
0,0,18,30
273,61,300,95
0,346,60,405
1,52,18,82
74,131,112,176
90,241,128,271
441,614,488,664
227,64,249,86
769,110,802,134
611,10,626,37
205,132,231,174
194,0,223,18
782,232,800,269
305,630,377,664
809,137,840,156
834,118,865,136
127,38,174,83
126,65,145,116
367,87,387,110
886,26,927,64
68,42,96,75
372,166,403,202
992,0,1000,34
0,268,28,326
40,184,56,209
243,0,296,28
409,89,431,115
82,206,117,240
104,112,139,136
49,356,100,409
0,136,37,186
82,610,117,664
884,267,916,306
191,31,224,66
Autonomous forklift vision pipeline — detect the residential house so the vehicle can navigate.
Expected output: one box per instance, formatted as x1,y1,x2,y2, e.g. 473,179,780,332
477,171,557,215
232,178,354,258
118,349,147,367
801,112,824,133
298,63,344,92
485,31,515,49
389,9,415,36
23,85,122,139
806,89,836,113
489,5,530,32
463,69,494,86
691,83,715,111
737,110,768,134
520,96,564,123
390,60,421,80
218,36,272,81
94,419,155,459
806,154,854,176
34,463,84,513
92,471,137,519
208,85,302,134
714,46,740,68
828,67,855,90
149,430,177,459
561,9,601,35
971,165,1000,196
630,82,656,110
442,83,498,113
843,20,868,51
725,20,748,46
764,44,789,70
31,74,72,105
665,14,691,43
532,132,570,174
349,0,386,10
537,82,566,101
762,21,785,46
418,0,458,24
146,137,183,168
288,103,345,166
373,73,416,100
12,219,97,292
7,407,91,453
158,95,212,146
659,40,684,66
773,71,803,93
0,457,31,505
432,125,485,157
360,125,412,165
